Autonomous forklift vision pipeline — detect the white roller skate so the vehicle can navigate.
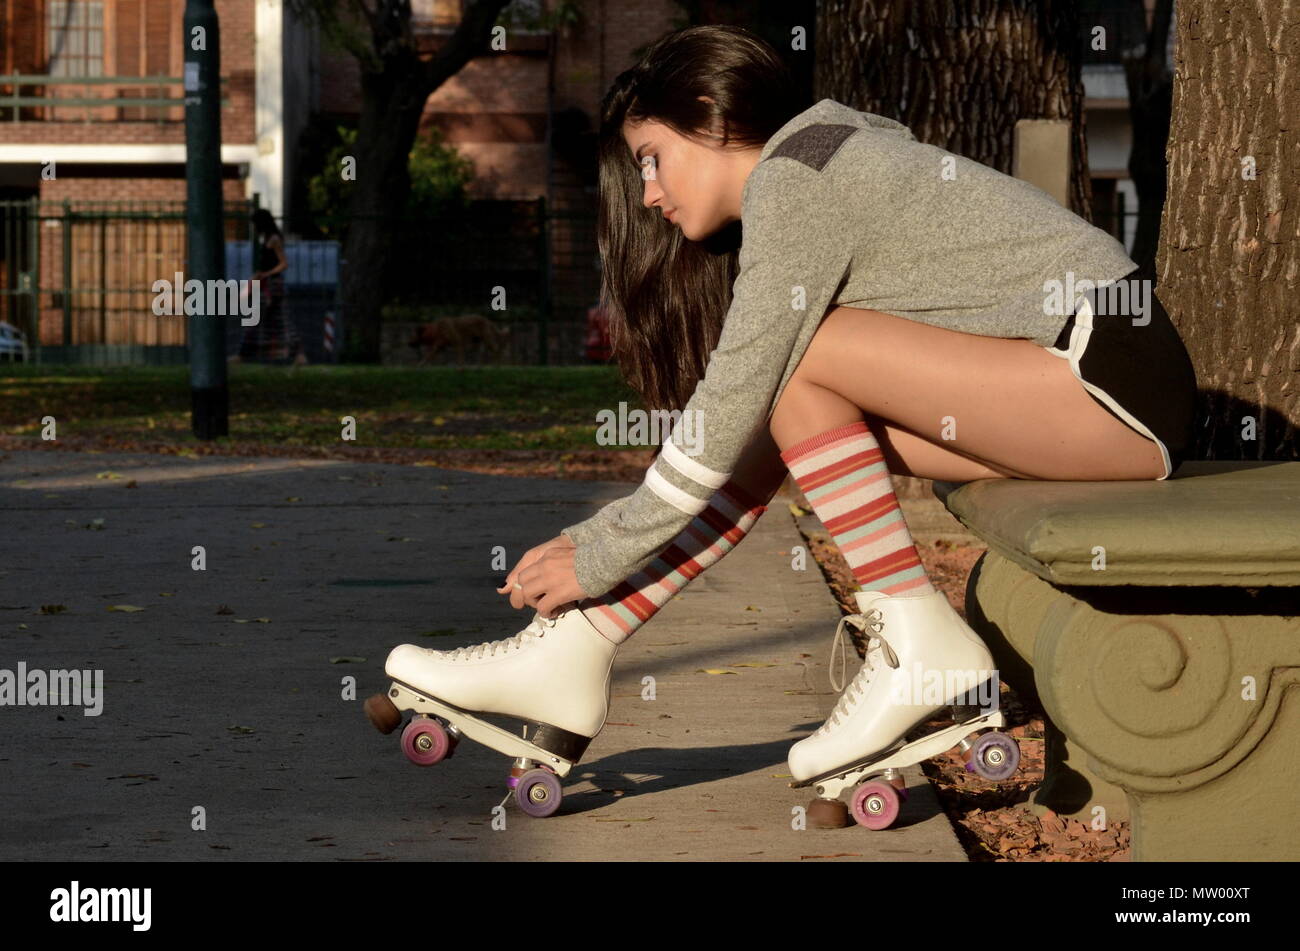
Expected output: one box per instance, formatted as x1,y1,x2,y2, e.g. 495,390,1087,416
789,587,1019,830
365,604,618,818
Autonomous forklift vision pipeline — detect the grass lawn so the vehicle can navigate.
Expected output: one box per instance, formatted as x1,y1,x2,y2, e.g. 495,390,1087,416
0,364,646,453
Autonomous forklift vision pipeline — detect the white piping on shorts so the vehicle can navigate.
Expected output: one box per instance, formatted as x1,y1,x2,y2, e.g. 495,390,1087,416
1044,296,1173,480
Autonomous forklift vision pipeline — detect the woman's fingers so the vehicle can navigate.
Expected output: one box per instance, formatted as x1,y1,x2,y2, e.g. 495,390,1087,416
496,538,579,612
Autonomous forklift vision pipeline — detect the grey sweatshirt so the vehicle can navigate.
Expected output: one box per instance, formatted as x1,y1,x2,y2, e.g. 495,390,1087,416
562,98,1139,599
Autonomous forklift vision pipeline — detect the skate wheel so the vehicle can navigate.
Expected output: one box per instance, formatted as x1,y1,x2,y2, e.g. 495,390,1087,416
400,715,451,766
364,692,402,735
806,797,851,829
513,767,563,818
969,732,1019,781
850,780,901,830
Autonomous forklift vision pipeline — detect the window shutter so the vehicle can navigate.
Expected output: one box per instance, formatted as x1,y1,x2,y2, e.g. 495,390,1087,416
116,0,141,118
143,0,170,118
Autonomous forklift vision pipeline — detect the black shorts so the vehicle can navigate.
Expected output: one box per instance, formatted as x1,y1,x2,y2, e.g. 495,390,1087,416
1045,280,1198,479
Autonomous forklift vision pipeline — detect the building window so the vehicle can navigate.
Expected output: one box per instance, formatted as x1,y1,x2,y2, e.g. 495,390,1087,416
47,1,105,77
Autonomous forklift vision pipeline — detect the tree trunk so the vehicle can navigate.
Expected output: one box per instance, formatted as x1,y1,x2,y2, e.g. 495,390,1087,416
341,51,429,361
815,0,1094,221
334,0,514,362
1123,0,1174,284
1159,0,1300,461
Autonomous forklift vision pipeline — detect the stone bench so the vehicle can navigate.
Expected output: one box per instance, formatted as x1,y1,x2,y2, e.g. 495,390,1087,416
933,461,1300,861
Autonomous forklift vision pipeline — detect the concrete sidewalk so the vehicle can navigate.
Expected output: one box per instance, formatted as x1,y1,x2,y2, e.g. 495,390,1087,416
0,447,967,861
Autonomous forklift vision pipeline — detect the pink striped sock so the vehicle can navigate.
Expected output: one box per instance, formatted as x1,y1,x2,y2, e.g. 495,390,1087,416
577,480,769,644
779,419,935,597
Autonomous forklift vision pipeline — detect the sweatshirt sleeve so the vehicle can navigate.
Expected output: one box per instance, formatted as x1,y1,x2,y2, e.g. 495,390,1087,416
562,157,855,599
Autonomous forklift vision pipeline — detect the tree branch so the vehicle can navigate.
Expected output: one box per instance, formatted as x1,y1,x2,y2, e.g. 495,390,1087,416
419,0,517,94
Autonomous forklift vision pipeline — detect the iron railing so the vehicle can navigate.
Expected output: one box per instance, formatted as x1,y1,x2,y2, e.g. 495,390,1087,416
0,74,230,122
0,198,602,365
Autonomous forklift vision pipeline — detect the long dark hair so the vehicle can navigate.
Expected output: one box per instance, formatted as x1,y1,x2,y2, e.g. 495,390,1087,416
253,208,281,240
598,25,806,414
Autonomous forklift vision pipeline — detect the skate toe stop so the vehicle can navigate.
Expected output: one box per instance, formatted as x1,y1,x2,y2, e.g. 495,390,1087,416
807,797,851,829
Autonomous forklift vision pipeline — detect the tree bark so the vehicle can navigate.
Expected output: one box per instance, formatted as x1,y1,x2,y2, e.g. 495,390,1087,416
815,0,1094,221
1159,0,1300,461
1123,0,1174,284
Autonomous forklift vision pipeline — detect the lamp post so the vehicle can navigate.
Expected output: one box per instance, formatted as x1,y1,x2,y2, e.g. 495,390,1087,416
184,0,228,438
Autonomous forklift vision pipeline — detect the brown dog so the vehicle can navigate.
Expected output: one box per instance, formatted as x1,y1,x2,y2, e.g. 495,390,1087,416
409,315,511,365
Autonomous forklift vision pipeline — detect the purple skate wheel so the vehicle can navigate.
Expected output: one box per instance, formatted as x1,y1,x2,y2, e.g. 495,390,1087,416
401,716,450,766
850,780,901,830
514,767,563,818
970,731,1020,781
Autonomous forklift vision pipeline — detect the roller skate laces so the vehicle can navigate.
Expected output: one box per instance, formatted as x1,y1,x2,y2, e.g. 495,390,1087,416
443,612,561,662
820,606,898,736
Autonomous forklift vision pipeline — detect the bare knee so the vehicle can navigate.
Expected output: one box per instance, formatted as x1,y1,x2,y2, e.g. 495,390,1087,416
769,375,861,449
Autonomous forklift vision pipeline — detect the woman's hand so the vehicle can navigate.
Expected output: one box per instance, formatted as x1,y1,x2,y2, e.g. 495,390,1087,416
496,533,588,618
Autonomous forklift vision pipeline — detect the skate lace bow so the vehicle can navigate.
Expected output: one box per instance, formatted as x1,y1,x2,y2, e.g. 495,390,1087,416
444,613,558,661
824,607,897,732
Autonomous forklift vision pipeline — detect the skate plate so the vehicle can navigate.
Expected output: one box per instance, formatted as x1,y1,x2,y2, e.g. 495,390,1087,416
386,680,577,778
789,708,1006,799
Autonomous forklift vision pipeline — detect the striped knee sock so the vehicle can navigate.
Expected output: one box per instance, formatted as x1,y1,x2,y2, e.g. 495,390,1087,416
578,480,769,644
779,419,935,597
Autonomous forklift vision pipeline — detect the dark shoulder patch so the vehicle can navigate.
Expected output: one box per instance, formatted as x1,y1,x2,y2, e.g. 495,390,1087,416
767,124,858,172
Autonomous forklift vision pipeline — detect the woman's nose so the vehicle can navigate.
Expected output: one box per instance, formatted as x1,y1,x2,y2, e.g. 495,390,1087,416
642,177,664,209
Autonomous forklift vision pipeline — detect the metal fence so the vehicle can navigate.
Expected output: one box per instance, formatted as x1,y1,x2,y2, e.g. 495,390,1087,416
0,197,602,365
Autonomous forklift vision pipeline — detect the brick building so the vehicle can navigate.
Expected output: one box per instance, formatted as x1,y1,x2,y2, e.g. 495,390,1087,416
0,0,682,357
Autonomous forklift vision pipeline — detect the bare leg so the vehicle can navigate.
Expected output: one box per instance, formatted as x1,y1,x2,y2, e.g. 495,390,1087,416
771,306,1165,482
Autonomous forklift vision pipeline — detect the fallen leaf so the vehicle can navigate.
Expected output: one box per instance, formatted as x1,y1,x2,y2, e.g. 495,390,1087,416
95,471,122,481
227,725,255,734
730,662,778,668
39,604,67,615
284,497,301,502
86,518,105,530
250,522,265,529
697,668,739,675
329,656,367,664
107,605,145,613
788,502,810,517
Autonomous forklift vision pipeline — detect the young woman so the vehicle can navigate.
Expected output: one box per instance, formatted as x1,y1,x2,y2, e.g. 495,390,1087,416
372,25,1197,812
233,209,307,366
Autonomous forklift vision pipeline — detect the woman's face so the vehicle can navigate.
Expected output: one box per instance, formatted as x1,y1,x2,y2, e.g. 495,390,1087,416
622,117,743,242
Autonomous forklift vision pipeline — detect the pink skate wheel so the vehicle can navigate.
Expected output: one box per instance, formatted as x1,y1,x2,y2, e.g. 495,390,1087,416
514,767,563,818
401,716,450,766
970,732,1020,781
850,780,901,830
